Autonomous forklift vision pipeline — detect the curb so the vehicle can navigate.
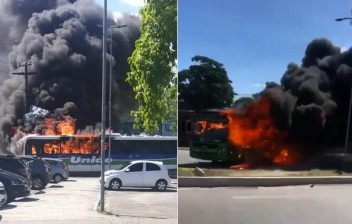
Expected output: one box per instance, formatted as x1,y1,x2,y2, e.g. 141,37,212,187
178,176,352,187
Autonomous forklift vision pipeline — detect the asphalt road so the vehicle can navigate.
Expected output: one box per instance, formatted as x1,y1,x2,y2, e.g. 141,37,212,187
179,185,352,224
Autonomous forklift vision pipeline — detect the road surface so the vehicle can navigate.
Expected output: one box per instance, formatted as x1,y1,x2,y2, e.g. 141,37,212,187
179,185,352,224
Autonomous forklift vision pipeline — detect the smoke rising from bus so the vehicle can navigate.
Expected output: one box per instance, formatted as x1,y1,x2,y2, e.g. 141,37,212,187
192,39,352,167
225,38,352,166
0,0,141,152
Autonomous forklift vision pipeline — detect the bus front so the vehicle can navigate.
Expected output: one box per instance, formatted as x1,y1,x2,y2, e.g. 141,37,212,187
189,119,236,163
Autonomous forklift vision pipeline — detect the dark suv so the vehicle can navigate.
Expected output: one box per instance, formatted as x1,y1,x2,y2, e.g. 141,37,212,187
18,156,52,190
0,155,32,186
0,169,31,202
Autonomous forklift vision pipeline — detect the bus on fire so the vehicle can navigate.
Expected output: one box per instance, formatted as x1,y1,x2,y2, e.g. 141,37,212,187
22,134,177,172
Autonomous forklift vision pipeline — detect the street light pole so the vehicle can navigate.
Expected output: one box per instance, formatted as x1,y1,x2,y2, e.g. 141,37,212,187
98,24,127,171
335,16,352,170
335,17,352,22
99,0,107,212
108,31,113,171
107,25,127,171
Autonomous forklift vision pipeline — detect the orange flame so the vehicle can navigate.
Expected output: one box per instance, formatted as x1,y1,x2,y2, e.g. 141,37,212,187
32,145,37,155
42,117,101,154
195,121,207,135
230,163,251,169
195,121,227,135
57,117,76,135
223,97,299,166
44,118,56,135
273,148,293,165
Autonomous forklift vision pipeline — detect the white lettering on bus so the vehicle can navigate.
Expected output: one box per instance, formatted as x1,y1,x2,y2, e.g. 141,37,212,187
70,156,113,164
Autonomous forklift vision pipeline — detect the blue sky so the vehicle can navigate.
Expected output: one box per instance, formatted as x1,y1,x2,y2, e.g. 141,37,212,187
94,0,143,14
178,0,352,95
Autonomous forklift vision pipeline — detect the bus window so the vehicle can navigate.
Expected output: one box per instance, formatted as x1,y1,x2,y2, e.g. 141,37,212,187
61,138,79,154
44,141,60,154
109,139,177,155
32,145,37,155
79,136,100,154
25,140,35,155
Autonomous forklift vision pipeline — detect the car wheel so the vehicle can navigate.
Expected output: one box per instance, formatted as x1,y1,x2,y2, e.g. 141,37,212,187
53,174,63,183
32,177,44,190
155,180,167,191
109,179,121,191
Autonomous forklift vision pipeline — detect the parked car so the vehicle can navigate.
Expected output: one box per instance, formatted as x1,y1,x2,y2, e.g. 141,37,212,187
43,158,69,183
0,169,30,202
17,156,52,190
104,160,171,191
0,181,7,207
0,154,32,186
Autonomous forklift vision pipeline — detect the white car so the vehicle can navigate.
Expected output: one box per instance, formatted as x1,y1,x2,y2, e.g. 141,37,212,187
0,181,7,207
104,160,171,191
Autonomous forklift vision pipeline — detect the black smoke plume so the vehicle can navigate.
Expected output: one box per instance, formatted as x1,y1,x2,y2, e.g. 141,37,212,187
0,0,140,150
258,38,352,154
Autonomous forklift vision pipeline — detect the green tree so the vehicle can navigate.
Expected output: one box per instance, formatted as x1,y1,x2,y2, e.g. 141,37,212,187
126,0,177,132
178,56,235,110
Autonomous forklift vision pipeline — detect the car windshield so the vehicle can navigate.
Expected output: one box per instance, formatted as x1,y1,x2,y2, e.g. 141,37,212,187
118,162,132,170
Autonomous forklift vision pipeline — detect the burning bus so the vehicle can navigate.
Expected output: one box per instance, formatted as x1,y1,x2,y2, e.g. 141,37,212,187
189,96,306,168
189,109,242,163
188,97,254,164
22,134,177,173
17,116,177,174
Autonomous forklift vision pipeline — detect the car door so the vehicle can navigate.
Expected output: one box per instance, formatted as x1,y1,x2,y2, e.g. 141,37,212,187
123,162,144,187
144,163,162,187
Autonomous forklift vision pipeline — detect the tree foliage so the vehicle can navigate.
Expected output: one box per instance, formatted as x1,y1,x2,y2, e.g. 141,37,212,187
126,0,177,132
178,56,235,110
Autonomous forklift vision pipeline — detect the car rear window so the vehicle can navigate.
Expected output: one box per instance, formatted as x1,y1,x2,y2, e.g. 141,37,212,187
146,163,161,171
45,160,57,166
0,158,24,168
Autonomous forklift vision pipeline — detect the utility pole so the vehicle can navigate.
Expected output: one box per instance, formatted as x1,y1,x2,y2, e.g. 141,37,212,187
99,0,107,212
12,61,37,112
335,15,352,170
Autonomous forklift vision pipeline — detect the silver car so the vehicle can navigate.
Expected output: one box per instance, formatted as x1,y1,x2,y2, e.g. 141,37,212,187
43,158,69,183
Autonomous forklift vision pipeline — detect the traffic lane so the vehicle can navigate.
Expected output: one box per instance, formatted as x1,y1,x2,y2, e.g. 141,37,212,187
179,185,352,224
105,186,177,219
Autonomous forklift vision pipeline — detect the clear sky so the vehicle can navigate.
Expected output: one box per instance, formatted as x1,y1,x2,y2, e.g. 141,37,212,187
178,0,352,95
94,0,143,14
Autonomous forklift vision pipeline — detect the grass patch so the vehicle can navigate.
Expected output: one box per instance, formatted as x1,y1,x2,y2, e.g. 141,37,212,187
178,167,352,177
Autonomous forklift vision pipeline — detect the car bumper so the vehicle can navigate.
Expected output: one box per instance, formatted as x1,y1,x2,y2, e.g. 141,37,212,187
63,171,70,180
8,184,30,199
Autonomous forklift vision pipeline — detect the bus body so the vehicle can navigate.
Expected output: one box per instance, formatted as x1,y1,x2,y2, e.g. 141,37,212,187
189,110,242,163
22,134,177,172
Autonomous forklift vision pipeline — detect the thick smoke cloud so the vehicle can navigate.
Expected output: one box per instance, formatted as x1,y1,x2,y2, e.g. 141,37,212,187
0,0,140,150
260,38,352,152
